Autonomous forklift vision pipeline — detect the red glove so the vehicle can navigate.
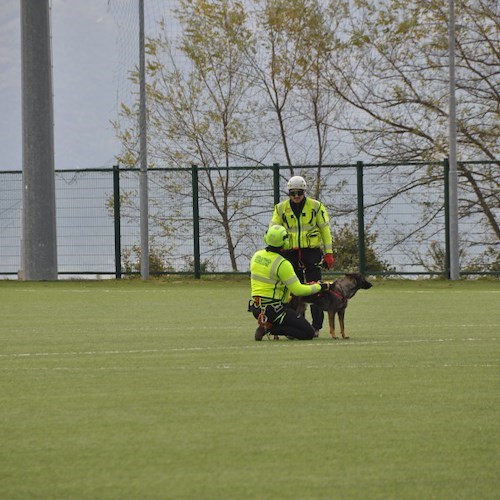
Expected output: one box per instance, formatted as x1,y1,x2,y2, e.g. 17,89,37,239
323,253,334,269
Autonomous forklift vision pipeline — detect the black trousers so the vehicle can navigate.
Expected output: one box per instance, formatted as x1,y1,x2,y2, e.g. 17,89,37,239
249,301,315,340
282,248,324,331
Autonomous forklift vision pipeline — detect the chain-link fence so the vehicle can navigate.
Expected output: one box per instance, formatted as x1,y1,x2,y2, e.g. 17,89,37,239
1,161,498,278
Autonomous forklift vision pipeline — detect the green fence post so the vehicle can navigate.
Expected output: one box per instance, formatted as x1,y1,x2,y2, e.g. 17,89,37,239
443,158,451,279
356,161,366,275
273,163,281,205
113,164,122,279
192,164,201,279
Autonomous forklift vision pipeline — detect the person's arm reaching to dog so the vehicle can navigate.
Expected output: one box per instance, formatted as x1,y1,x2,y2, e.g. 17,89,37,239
276,259,328,298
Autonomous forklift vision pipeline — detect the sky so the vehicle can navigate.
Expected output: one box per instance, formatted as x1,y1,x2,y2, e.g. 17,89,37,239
0,0,123,171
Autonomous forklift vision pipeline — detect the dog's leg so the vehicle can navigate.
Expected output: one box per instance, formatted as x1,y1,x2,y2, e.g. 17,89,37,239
328,310,337,339
297,301,307,317
338,309,349,339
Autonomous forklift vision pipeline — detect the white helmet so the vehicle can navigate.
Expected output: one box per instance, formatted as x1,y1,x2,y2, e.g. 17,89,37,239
287,175,307,191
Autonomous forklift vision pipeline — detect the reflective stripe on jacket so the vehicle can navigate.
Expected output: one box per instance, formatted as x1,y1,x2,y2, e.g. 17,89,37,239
250,248,321,303
271,198,333,253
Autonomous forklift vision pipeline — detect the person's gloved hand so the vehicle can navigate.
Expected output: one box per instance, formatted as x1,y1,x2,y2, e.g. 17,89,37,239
323,253,334,269
319,281,329,292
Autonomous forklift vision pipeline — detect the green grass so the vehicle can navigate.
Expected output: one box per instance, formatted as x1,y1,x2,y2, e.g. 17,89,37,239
0,278,498,499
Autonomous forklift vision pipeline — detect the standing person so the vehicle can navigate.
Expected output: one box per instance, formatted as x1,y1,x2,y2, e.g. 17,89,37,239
248,224,329,341
270,175,334,337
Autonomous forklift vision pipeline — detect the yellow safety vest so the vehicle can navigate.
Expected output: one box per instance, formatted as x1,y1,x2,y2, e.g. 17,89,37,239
271,198,333,253
250,249,321,303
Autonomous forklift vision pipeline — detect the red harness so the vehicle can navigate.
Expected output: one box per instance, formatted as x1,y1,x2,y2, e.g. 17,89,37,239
328,289,348,304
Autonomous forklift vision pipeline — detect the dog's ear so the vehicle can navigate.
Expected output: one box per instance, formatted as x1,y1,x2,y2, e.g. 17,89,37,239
345,273,358,285
351,273,366,285
346,273,361,282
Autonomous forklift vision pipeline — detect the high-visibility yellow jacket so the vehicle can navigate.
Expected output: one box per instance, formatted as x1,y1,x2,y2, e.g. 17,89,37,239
250,248,321,303
271,198,333,253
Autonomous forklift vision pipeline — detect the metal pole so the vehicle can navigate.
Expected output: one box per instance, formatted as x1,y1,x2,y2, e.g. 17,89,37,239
356,161,366,275
20,0,58,280
139,0,149,279
448,0,460,279
443,158,451,278
113,165,122,279
192,165,201,279
272,163,281,205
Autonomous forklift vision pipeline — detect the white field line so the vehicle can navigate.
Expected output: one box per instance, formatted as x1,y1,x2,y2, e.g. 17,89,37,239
0,336,496,360
2,323,499,336
1,363,497,371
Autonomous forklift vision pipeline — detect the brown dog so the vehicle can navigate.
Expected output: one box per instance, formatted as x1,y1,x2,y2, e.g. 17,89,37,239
290,273,373,339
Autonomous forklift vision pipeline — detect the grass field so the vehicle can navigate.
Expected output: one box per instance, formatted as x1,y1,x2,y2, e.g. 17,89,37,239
0,278,498,499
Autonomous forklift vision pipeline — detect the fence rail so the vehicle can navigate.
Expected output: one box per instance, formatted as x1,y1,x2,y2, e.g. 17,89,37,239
1,161,498,279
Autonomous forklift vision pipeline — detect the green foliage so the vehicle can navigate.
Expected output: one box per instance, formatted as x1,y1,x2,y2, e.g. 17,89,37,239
332,221,394,272
462,245,500,273
122,242,175,275
416,240,500,274
121,243,217,276
421,240,447,274
182,256,216,273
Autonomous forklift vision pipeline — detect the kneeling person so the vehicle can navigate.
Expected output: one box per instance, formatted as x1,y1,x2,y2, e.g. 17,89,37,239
248,225,328,341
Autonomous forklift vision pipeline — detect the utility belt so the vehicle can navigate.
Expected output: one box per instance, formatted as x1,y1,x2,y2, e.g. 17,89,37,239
249,295,280,307
248,296,285,326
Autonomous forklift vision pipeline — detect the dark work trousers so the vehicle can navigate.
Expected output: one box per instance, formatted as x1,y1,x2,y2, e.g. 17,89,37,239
249,301,315,340
282,248,324,331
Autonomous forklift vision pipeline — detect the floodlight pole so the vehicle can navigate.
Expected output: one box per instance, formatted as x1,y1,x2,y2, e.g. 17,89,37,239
448,0,459,280
139,0,149,279
20,0,58,280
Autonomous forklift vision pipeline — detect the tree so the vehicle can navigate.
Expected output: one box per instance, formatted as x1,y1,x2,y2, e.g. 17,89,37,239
111,0,498,273
248,0,348,194
114,0,270,272
323,0,499,267
289,0,349,198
